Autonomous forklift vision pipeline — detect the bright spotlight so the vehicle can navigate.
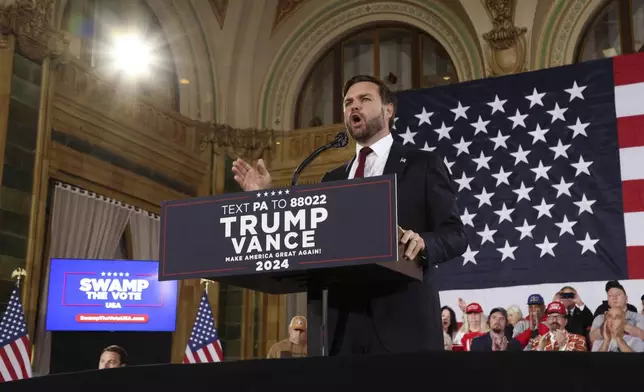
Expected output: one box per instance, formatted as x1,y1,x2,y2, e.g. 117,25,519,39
109,34,153,77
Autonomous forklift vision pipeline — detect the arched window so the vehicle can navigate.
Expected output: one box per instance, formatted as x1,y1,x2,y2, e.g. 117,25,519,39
576,0,644,62
61,0,180,111
295,25,458,129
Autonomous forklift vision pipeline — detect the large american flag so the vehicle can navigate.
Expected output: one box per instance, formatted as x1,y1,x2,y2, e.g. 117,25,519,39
391,53,644,293
0,286,32,383
183,290,224,363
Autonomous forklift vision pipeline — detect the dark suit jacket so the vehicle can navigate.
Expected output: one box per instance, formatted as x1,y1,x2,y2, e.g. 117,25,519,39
321,140,468,354
470,334,523,352
565,305,594,338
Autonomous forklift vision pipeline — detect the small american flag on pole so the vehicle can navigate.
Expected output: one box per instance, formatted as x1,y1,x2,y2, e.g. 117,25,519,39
0,286,32,383
183,290,224,363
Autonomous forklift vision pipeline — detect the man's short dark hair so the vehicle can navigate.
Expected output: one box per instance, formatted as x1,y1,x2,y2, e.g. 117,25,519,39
605,280,626,294
342,75,397,129
102,345,128,365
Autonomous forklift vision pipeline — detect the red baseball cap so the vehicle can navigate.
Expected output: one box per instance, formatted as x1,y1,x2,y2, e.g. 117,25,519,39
465,303,483,314
545,301,566,315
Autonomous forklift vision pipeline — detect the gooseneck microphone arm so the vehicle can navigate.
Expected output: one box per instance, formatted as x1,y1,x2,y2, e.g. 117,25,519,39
291,131,349,186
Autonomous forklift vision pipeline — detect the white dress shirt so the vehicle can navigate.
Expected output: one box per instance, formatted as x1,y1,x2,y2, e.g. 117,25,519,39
348,133,393,179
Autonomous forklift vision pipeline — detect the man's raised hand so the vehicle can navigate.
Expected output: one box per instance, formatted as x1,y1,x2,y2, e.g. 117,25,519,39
232,158,272,191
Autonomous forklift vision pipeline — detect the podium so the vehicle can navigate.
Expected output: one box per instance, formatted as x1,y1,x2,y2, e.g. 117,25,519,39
158,174,422,356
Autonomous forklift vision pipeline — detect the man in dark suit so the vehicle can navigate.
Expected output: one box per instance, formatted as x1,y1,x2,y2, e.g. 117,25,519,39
231,75,467,354
554,286,593,346
470,308,522,352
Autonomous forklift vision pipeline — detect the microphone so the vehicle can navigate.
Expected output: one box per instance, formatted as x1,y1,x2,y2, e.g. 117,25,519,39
291,131,349,186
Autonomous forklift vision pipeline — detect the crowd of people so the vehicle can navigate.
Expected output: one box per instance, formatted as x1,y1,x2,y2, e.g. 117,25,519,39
441,280,644,352
95,280,642,368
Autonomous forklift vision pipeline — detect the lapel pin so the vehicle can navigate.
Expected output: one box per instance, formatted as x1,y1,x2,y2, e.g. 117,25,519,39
400,158,406,163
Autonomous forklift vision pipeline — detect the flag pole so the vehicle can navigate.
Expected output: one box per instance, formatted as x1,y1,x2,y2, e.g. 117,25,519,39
11,268,27,289
200,278,214,294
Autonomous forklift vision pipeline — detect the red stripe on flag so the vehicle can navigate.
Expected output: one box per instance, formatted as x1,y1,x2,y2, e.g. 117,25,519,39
622,180,644,213
202,347,214,363
613,53,644,86
0,346,18,382
617,114,644,148
13,338,29,380
627,245,644,279
213,341,224,361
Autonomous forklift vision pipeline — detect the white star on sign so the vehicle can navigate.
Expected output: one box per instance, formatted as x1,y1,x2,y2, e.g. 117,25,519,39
256,192,262,197
574,194,596,215
434,121,453,140
462,246,479,266
472,151,492,171
477,224,497,245
497,240,518,261
564,81,587,101
461,208,476,227
531,160,552,182
454,172,474,191
571,156,593,176
508,109,528,129
510,146,531,165
399,127,417,145
568,118,589,139
451,101,469,121
533,198,554,219
487,95,507,114
577,233,599,254
555,215,577,236
475,187,495,207
471,116,490,135
494,202,514,224
550,139,571,160
525,88,546,108
535,236,557,257
421,142,435,152
101,272,106,276
453,136,472,156
489,130,510,150
547,102,568,123
415,107,433,126
528,124,549,144
515,219,536,240
552,177,574,198
513,181,534,202
492,166,512,187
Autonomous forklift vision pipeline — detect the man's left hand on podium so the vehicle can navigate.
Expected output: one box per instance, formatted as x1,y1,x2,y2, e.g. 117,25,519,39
399,228,425,261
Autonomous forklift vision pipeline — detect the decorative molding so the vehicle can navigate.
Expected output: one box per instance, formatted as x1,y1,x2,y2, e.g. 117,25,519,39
0,0,67,61
481,0,527,76
259,0,484,129
208,0,229,29
272,0,307,34
534,0,600,69
201,124,274,161
482,0,526,50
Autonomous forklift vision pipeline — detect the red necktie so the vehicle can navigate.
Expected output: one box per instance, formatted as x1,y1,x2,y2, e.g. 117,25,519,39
354,147,373,178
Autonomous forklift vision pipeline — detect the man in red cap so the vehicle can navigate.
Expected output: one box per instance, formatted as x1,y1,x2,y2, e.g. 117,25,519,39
527,302,587,351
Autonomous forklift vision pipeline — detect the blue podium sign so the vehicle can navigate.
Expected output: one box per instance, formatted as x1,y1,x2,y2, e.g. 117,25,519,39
158,175,398,282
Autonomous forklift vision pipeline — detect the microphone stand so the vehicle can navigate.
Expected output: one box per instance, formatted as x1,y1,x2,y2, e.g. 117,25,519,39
291,130,348,357
291,131,348,186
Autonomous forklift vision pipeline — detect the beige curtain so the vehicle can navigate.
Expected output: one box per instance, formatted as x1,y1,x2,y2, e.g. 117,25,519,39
33,182,133,376
129,210,160,260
